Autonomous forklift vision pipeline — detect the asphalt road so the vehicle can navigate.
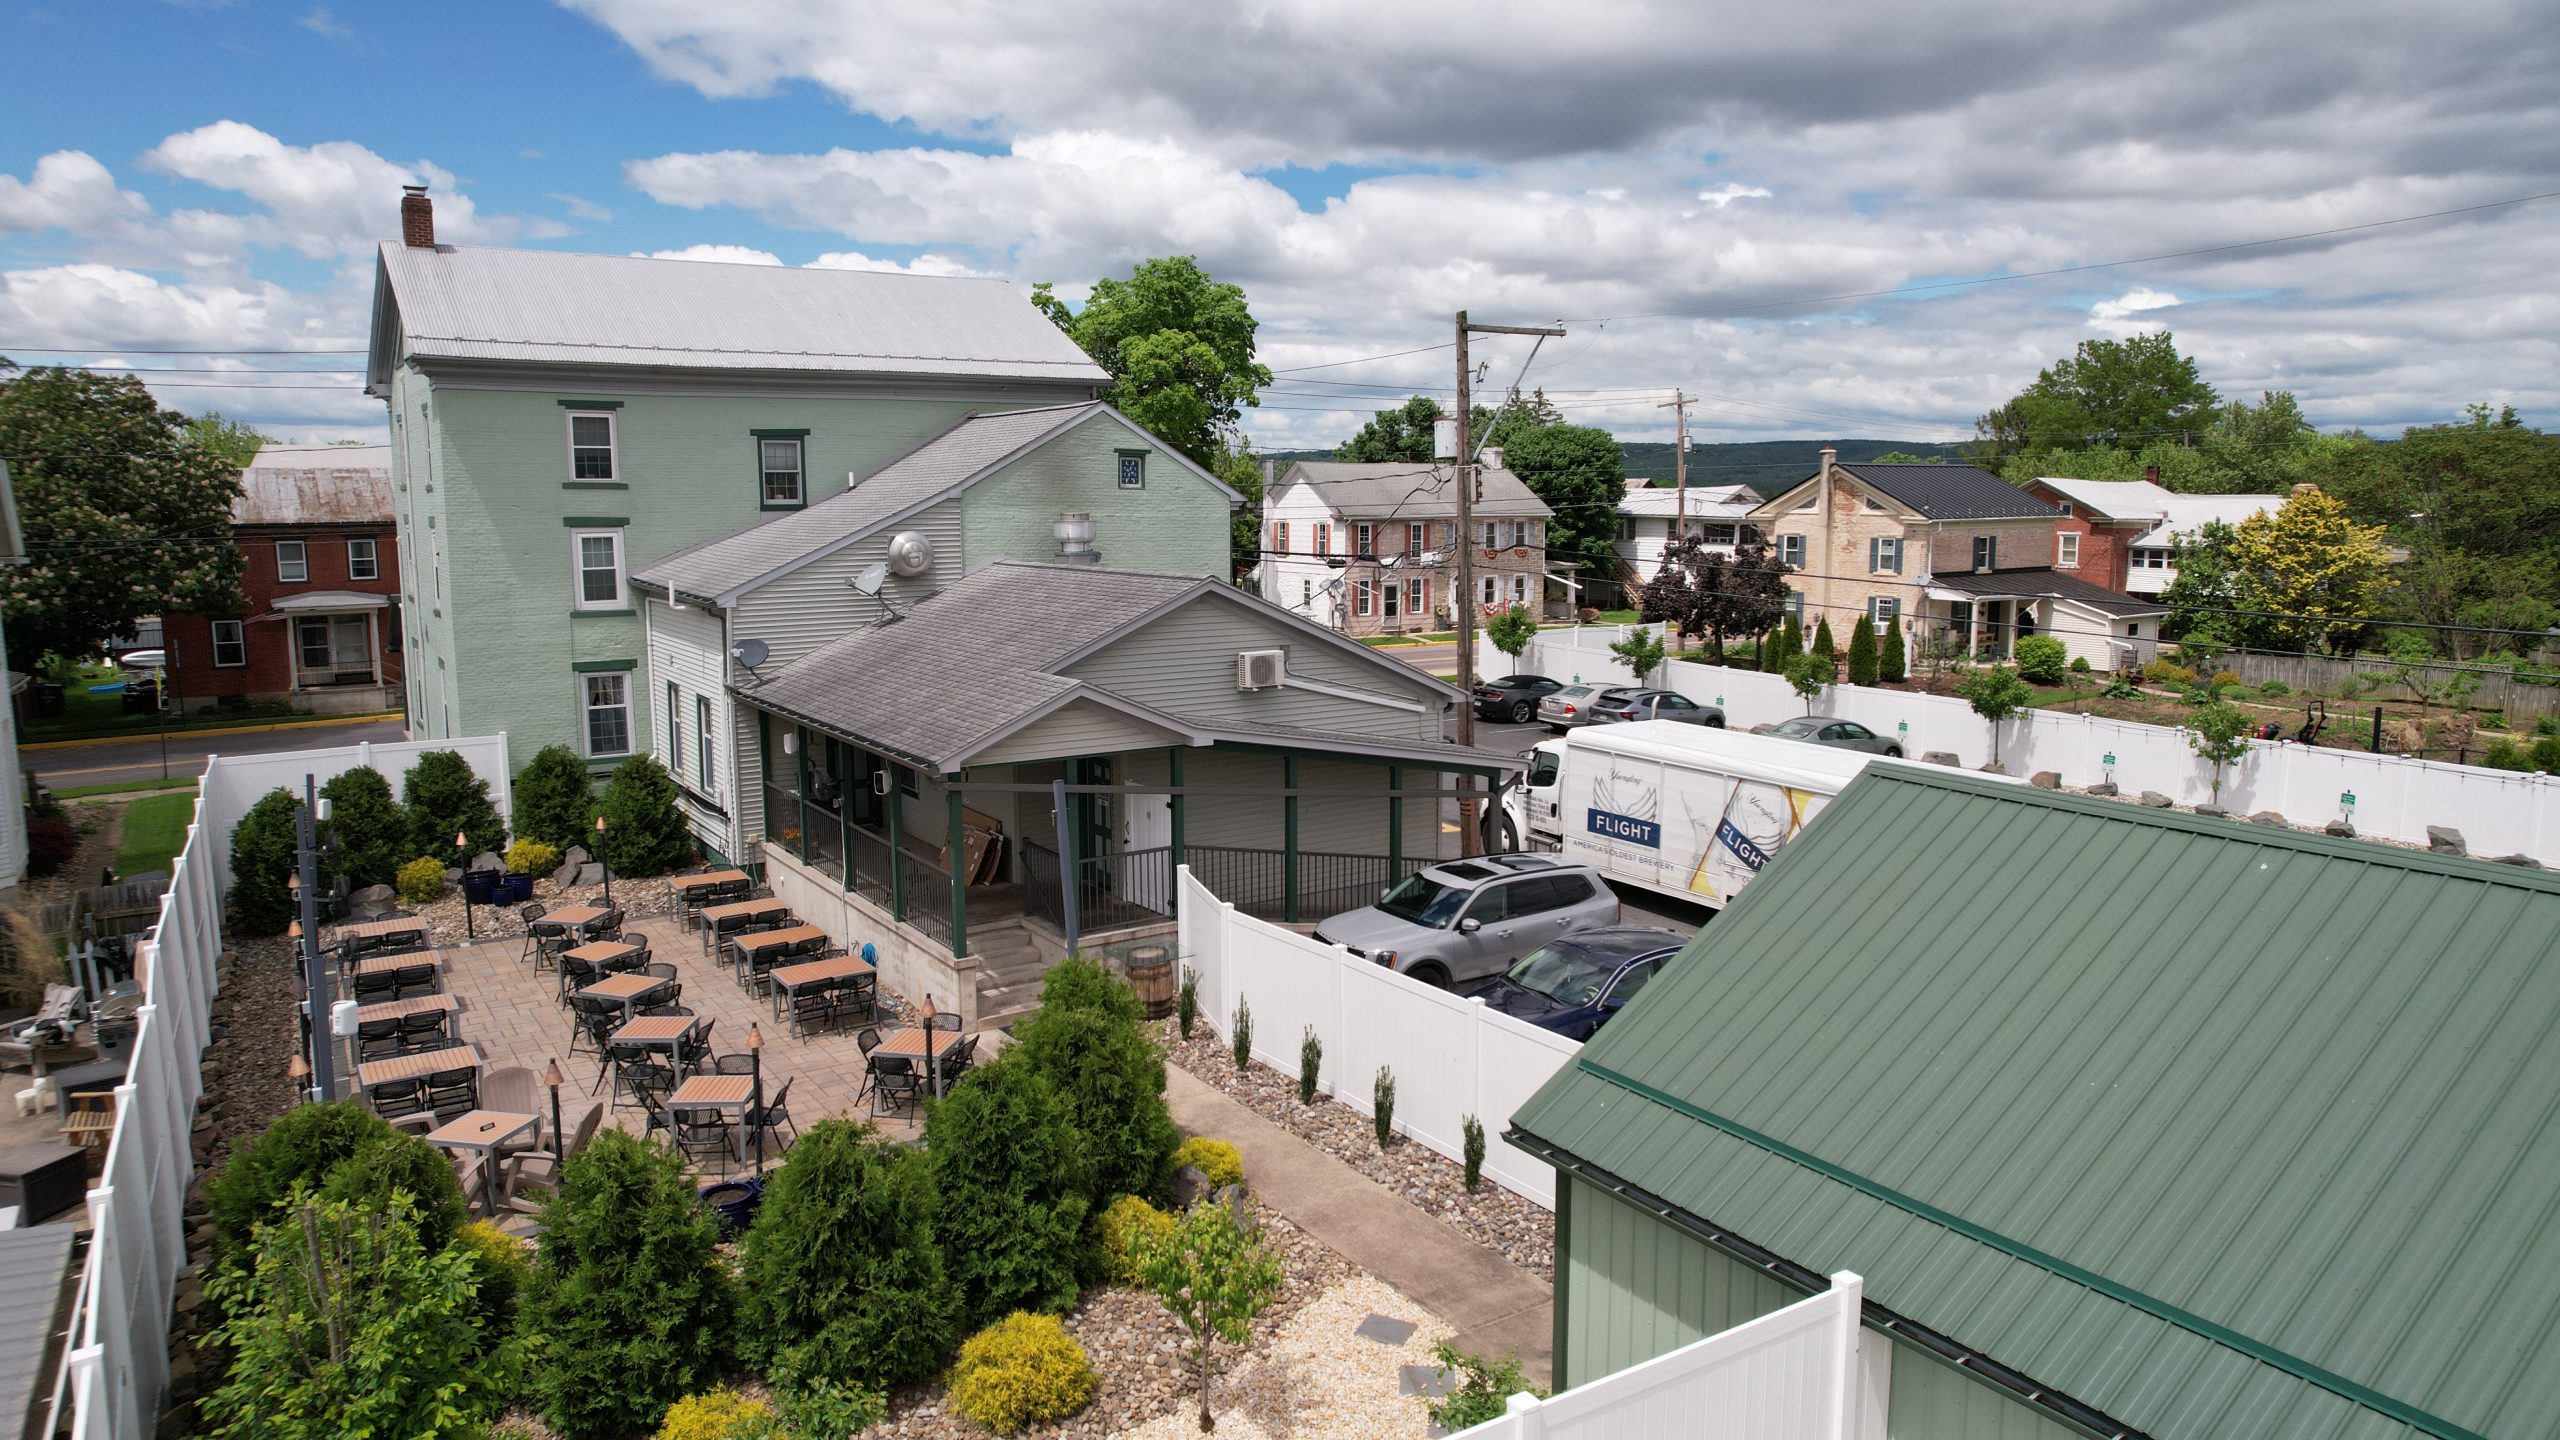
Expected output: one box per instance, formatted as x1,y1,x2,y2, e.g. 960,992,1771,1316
24,716,412,792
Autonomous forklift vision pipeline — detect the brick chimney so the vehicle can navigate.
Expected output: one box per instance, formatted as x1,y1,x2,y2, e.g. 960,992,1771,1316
400,185,434,248
2143,464,2160,485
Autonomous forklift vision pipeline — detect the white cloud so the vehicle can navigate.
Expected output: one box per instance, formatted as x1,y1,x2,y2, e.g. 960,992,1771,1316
0,152,151,235
552,192,614,222
139,121,508,260
298,7,354,42
1696,183,1771,208
805,250,990,277
636,243,782,264
2092,287,2182,321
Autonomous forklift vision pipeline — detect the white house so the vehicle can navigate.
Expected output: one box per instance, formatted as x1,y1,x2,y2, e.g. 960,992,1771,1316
1257,451,1558,637
2023,475,2281,596
1612,479,1761,603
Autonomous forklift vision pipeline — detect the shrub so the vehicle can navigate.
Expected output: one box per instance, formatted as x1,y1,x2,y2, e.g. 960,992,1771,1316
395,856,447,906
766,1365,886,1440
2013,634,2068,685
2482,738,2533,771
25,813,76,877
2145,659,2197,688
741,1119,960,1393
204,1194,513,1440
319,766,408,889
1035,953,1144,1027
1230,995,1253,1071
227,787,302,936
1425,1343,1546,1432
1013,996,1180,1212
1957,665,2035,769
1298,1027,1323,1105
1844,617,1877,686
207,1101,460,1289
1095,1196,1174,1284
652,1388,773,1440
1462,1115,1485,1193
2211,669,2244,690
2535,735,2560,774
2101,675,2141,700
315,1129,470,1256
927,1052,1094,1327
2258,679,2290,696
1878,615,1906,684
403,750,506,859
2539,716,2560,739
2069,656,2093,674
1176,966,1199,1039
948,1313,1098,1435
1130,1198,1282,1432
1374,1066,1398,1149
503,838,561,877
452,1219,534,1343
597,754,693,877
1169,1137,1245,1191
2187,700,2255,802
520,1131,735,1440
1810,617,1836,660
512,744,598,851
1784,649,1831,703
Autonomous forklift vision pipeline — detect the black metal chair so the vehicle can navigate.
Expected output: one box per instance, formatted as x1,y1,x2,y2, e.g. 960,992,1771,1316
391,963,440,1002
599,946,648,976
370,1076,429,1124
938,1033,979,1090
669,1103,734,1173
350,969,399,1004
517,904,556,965
868,1053,919,1118
744,1077,796,1152
566,995,618,1059
610,1048,677,1111
641,961,676,980
704,911,751,961
397,1010,448,1053
678,1018,715,1074
927,1010,963,1034
828,973,878,1029
787,984,833,1039
423,1065,479,1121
714,1053,756,1076
355,1016,404,1062
556,953,603,1004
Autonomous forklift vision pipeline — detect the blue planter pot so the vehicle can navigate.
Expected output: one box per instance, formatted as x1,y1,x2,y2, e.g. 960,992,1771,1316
699,1178,764,1236
461,869,498,905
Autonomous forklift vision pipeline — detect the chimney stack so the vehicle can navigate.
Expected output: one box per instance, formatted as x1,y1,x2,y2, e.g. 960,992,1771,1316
1481,445,1504,472
2144,464,2160,485
1820,445,1837,479
400,185,435,249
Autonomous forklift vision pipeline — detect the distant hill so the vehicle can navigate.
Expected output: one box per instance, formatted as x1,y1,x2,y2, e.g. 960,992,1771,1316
1263,437,1971,499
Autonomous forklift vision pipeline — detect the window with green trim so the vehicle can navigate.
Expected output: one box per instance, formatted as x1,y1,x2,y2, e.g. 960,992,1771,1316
761,437,803,506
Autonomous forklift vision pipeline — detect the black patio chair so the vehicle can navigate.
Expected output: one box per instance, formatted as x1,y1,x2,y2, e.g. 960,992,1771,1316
868,1053,919,1119
610,1049,678,1111
669,1104,734,1174
714,1053,756,1076
828,973,878,1029
927,1010,963,1034
704,911,751,961
517,903,555,965
565,994,618,1059
355,1016,404,1062
744,1077,797,1152
423,1065,479,1121
390,962,440,1002
787,985,832,1039
555,952,603,1004
350,969,399,1004
937,1033,979,1090
636,1088,674,1143
396,1010,448,1053
370,1076,429,1125
678,1018,715,1074
599,946,648,976
641,961,677,980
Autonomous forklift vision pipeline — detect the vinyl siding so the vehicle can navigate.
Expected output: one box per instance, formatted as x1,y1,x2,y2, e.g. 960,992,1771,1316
958,417,1230,578
730,498,962,666
1066,598,1446,742
968,698,1185,766
644,597,736,857
1176,747,1441,860
1559,1174,1803,1388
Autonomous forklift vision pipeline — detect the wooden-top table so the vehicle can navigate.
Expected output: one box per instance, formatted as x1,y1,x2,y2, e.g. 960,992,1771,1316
675,869,751,899
354,992,456,1023
665,1075,755,1162
425,1110,538,1215
769,952,874,1020
357,1042,481,1091
702,897,790,928
541,904,612,934
733,923,824,958
577,971,669,1020
563,939,643,970
866,1026,962,1113
338,916,429,950
351,950,440,980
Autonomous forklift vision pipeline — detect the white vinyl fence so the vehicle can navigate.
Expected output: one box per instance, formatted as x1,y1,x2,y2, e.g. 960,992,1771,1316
195,734,514,884
1454,1274,1887,1440
1176,866,1579,1208
1501,629,2560,865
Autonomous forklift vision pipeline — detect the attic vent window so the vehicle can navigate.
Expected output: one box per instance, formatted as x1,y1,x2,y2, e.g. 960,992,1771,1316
1237,648,1286,691
1117,451,1146,489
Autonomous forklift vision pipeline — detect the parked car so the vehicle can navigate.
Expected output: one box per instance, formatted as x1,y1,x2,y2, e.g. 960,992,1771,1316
1464,925,1685,1040
1475,674,1563,723
1313,853,1620,989
1592,689,1725,727
115,649,166,672
1537,684,1640,731
1753,715,1902,756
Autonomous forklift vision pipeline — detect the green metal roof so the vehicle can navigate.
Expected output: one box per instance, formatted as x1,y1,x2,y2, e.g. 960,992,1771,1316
1512,766,2560,1440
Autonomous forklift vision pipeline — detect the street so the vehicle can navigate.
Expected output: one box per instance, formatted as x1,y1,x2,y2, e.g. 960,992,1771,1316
23,716,411,792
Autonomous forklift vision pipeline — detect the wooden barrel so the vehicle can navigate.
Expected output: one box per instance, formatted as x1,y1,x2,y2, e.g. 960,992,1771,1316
1122,943,1179,1019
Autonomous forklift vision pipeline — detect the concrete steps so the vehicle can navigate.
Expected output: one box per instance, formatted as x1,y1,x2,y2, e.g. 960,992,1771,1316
970,922,1054,1030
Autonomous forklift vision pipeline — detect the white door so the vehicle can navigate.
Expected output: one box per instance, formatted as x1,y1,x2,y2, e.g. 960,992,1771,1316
1125,790,1173,914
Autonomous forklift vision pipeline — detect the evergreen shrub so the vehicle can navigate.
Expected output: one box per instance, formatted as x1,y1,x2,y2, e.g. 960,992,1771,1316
1095,1196,1174,1284
318,766,408,888
395,856,446,906
927,1051,1094,1327
403,750,506,858
1015,989,1180,1210
740,1119,960,1392
511,744,597,851
2014,635,2068,685
948,1313,1098,1435
227,788,301,936
1168,1137,1244,1190
597,754,694,877
207,1101,463,1288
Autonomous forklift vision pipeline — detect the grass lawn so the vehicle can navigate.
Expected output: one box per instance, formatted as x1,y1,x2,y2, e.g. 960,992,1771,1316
115,792,196,878
54,777,198,800
1358,636,1423,647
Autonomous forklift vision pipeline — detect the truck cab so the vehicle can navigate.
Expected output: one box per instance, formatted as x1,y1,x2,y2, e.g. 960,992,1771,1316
1513,739,1567,843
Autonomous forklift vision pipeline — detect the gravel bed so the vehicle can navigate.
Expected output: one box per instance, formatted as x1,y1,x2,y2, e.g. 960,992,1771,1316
202,935,306,1167
1113,1273,1451,1440
1160,1024,1554,1275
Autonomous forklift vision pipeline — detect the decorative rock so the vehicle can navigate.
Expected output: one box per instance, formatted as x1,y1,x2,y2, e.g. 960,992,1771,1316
2138,791,2174,808
350,883,395,908
1169,1163,1214,1210
563,845,591,868
470,850,504,873
2494,853,2543,868
2087,781,2119,796
2030,771,2061,790
2426,825,2466,856
1978,762,2008,775
2251,811,2289,828
442,865,463,883
553,860,582,889
1920,751,1960,767
1213,1182,1257,1235
2324,819,2357,838
2195,803,2227,818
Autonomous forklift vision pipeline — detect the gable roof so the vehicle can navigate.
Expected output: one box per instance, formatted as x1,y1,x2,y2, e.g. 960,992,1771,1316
1513,766,2560,1440
367,243,1109,390
1925,566,2168,616
632,403,1242,606
233,444,393,526
2137,492,2283,549
742,560,1483,773
2029,476,2284,546
1618,482,1760,520
2029,474,2178,520
1837,462,2059,520
1278,461,1553,519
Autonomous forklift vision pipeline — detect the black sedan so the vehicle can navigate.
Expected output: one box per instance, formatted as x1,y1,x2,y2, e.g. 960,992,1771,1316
1463,925,1685,1040
1473,673,1563,723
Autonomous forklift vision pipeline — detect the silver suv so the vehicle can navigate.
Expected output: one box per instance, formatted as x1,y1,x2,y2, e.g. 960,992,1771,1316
1314,854,1621,989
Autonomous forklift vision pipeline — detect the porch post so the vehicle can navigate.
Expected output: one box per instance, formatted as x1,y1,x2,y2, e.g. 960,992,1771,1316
1283,754,1300,924
887,757,906,921
794,726,813,865
836,740,853,888
947,781,968,958
1167,748,1185,873
1387,765,1403,876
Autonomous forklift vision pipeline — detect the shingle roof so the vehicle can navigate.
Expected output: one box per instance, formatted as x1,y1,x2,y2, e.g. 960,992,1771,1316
233,444,393,526
1513,766,2560,1440
1925,566,2167,616
742,560,1476,772
369,243,1109,386
1832,462,2059,520
633,404,1101,604
1280,461,1552,518
1618,482,1760,520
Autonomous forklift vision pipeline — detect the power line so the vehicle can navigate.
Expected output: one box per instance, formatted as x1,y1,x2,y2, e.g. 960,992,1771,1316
1,346,365,355
1267,343,1457,375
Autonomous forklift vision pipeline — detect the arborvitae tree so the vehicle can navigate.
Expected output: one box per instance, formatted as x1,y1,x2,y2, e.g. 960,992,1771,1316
595,754,692,877
926,1052,1095,1326
510,744,597,852
318,766,407,889
227,788,301,936
741,1120,961,1392
1812,617,1837,659
1012,985,1179,1211
1846,617,1879,686
402,750,505,860
1879,615,1908,683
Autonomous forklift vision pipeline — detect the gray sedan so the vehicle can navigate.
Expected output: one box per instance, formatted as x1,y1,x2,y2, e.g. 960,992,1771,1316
1755,715,1903,755
1592,690,1725,727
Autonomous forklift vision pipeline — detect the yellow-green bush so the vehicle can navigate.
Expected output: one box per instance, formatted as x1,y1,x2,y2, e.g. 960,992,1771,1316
504,838,562,877
2211,670,2244,690
452,1218,534,1337
395,856,446,906
652,1388,772,1440
1095,1195,1173,1283
947,1313,1096,1435
1168,1137,1244,1190
2144,660,2197,689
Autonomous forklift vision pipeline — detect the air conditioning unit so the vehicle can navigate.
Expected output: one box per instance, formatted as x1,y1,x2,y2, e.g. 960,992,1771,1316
1237,648,1287,691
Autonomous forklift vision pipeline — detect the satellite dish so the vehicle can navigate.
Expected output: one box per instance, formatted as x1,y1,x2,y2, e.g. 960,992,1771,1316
730,638,770,675
850,561,889,597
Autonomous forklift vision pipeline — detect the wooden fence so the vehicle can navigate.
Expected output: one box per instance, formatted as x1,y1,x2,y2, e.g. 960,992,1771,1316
2221,649,2560,724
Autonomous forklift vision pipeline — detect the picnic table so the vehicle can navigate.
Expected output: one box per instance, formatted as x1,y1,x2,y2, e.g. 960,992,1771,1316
577,972,668,1022
665,1075,754,1162
425,1110,538,1216
768,952,874,1022
337,916,429,952
356,1042,481,1092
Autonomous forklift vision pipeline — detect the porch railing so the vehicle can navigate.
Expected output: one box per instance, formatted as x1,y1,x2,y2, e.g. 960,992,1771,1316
1186,844,1431,924
1023,842,1177,934
846,823,893,908
905,855,955,945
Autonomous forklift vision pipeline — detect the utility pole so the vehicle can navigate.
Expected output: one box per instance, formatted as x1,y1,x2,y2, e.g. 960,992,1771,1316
1656,390,1690,649
1453,310,1566,855
294,774,335,1102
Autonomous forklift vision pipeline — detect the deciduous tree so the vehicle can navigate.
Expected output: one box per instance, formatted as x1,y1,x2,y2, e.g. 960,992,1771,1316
2226,486,2390,652
1501,423,1625,600
1972,331,2219,459
1130,1201,1283,1433
1485,603,1537,661
1032,257,1271,467
1957,665,2034,770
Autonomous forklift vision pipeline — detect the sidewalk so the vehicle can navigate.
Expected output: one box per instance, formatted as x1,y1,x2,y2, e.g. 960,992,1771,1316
1163,1065,1554,1386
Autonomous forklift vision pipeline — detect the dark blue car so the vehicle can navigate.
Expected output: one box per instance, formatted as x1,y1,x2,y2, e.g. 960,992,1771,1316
1462,925,1685,1040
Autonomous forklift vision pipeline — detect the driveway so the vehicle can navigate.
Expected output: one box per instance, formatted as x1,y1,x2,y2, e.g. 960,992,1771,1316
24,715,411,792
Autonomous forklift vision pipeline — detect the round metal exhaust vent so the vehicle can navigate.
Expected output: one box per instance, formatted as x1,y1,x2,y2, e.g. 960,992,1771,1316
886,530,934,577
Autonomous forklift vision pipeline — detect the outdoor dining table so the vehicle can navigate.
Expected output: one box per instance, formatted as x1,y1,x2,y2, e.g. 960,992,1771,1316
350,949,442,981
356,1042,482,1094
731,923,824,977
607,1013,701,1080
543,903,613,938
563,939,644,973
576,972,669,1023
354,992,458,1025
768,952,874,1022
702,898,792,958
869,1026,964,1105
337,916,430,953
665,1074,755,1162
674,870,752,901
424,1109,537,1217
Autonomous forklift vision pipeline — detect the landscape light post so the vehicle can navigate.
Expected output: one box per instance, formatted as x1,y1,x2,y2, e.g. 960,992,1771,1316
544,1058,564,1154
747,1023,765,1176
456,830,474,940
594,814,611,905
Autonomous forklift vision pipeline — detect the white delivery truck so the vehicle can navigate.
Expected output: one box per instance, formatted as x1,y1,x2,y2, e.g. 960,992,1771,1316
1506,720,1898,909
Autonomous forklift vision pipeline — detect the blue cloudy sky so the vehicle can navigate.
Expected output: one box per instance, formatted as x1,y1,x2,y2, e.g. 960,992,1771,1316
4,0,2556,450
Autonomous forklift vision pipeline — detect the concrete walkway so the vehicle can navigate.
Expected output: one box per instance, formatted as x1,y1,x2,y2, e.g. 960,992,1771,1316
1164,1066,1553,1386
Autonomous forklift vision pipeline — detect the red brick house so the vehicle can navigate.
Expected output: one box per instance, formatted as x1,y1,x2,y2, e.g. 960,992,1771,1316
165,444,404,715
2022,473,2281,597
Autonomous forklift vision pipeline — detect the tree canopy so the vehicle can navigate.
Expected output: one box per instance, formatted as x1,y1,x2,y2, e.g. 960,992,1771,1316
185,410,270,468
0,365,247,663
1500,420,1625,594
1033,256,1270,468
1974,331,2220,458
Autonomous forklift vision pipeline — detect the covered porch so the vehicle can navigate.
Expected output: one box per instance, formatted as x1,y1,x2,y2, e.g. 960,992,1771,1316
268,591,400,712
